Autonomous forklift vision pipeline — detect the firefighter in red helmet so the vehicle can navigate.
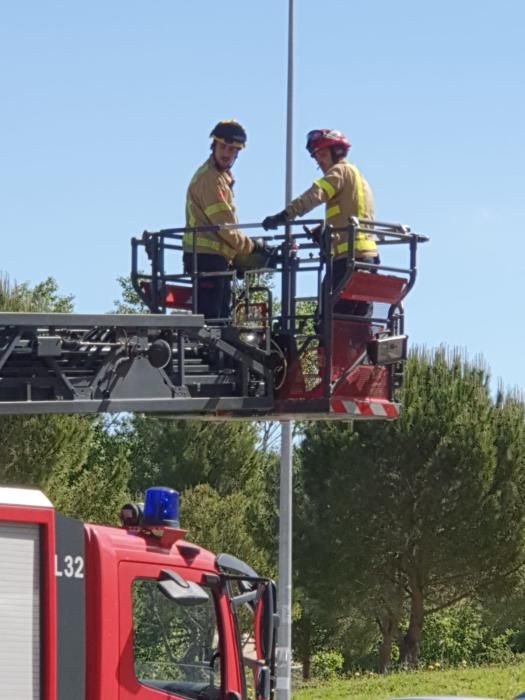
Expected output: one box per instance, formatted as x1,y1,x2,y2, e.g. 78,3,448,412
183,120,266,321
262,129,378,316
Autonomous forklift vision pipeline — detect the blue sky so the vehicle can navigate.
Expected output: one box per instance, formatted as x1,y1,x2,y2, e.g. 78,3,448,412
2,0,524,390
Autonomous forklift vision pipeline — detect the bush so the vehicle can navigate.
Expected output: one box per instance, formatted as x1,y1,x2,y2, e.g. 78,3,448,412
311,650,344,680
420,602,515,667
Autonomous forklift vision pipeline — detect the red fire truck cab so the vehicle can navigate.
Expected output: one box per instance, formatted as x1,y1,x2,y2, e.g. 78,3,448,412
0,486,276,700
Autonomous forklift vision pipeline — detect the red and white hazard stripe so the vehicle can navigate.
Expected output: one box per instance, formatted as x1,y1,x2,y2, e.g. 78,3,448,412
330,398,400,419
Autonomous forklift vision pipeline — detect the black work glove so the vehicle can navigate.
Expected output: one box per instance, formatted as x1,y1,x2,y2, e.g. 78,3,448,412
253,240,279,270
262,210,288,231
252,237,268,253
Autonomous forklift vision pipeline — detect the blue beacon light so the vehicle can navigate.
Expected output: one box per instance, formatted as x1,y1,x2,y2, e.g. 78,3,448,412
143,487,180,527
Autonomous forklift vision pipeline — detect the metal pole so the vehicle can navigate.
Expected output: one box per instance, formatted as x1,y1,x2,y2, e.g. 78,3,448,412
276,420,293,699
285,0,293,205
276,1,294,699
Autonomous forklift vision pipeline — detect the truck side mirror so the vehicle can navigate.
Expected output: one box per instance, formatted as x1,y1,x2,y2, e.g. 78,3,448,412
157,569,209,606
256,665,271,700
254,581,277,666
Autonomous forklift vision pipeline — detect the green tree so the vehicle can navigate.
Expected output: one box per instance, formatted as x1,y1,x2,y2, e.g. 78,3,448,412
0,273,131,524
112,274,148,313
0,273,90,493
181,483,270,574
475,393,525,652
125,416,278,574
297,348,525,671
127,418,263,494
0,413,93,489
295,417,406,674
46,417,131,523
419,600,514,666
0,274,73,312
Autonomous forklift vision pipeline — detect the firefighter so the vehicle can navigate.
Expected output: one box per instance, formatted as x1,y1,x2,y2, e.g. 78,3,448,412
183,120,266,321
262,129,378,317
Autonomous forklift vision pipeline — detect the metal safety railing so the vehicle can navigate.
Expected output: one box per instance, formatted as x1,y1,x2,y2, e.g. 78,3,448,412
131,219,428,402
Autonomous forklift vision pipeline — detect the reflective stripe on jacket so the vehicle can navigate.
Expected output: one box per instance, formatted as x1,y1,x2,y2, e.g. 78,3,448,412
184,157,254,262
284,160,377,259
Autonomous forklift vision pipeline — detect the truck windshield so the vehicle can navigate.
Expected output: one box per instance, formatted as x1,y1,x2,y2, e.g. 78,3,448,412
132,578,221,699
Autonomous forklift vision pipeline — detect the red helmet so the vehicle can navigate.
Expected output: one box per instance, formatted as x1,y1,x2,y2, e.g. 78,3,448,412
306,129,351,158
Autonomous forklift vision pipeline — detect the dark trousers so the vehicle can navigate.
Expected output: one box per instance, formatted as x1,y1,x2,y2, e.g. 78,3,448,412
183,253,231,321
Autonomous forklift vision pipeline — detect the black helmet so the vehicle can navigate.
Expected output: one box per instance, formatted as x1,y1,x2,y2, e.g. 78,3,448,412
210,120,247,149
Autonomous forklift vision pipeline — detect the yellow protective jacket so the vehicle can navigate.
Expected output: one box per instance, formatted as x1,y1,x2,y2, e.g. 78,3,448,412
285,160,377,259
184,157,254,262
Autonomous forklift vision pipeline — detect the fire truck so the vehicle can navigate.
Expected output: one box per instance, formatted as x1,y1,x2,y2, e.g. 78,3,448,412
0,484,276,700
0,218,427,419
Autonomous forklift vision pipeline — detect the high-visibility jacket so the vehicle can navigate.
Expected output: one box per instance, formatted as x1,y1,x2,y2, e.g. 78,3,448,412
285,160,377,259
184,157,254,262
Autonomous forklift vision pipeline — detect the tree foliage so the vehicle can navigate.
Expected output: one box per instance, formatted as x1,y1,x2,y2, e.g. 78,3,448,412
419,601,514,667
125,416,278,575
296,347,525,672
46,418,131,523
0,274,73,312
112,274,148,314
127,418,262,493
0,273,87,492
0,414,93,488
0,273,131,523
181,483,271,574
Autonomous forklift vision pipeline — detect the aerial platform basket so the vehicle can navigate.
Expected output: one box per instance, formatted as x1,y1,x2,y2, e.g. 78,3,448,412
0,219,426,419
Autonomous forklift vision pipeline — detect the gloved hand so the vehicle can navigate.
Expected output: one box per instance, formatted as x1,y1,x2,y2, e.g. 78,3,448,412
262,210,289,231
252,237,268,253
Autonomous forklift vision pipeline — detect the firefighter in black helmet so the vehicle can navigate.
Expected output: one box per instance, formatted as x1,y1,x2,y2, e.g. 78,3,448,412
183,120,266,321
